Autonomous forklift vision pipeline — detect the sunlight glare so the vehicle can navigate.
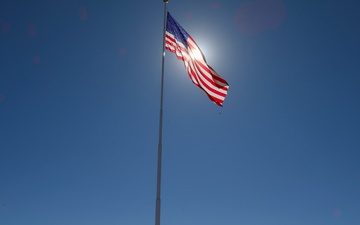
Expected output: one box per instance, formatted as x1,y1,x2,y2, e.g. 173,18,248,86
190,48,203,60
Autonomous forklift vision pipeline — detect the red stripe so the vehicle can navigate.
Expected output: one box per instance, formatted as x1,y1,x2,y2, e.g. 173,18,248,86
193,66,227,98
174,45,227,98
186,41,228,90
192,62,227,97
184,58,226,100
193,60,227,91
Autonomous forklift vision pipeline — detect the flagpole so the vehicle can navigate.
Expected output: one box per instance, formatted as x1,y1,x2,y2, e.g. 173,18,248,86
155,1,168,225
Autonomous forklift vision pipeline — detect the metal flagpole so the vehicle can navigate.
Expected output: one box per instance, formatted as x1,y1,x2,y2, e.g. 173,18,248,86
155,1,168,225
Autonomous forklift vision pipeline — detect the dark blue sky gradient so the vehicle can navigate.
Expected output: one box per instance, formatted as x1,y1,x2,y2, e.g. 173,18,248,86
1,1,360,225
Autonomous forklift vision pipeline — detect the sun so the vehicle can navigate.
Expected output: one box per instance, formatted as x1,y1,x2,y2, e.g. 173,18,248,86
189,47,204,61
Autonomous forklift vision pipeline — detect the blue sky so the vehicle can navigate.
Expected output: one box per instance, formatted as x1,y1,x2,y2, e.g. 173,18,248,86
1,0,360,225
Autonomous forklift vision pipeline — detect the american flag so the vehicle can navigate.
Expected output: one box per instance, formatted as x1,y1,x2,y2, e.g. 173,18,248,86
165,12,229,106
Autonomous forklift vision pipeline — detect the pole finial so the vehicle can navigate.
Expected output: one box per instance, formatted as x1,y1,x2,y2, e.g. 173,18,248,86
163,0,168,3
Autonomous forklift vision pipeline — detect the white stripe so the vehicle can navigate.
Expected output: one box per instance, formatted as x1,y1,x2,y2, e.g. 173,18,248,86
179,46,227,99
192,60,227,94
187,52,228,95
184,57,225,100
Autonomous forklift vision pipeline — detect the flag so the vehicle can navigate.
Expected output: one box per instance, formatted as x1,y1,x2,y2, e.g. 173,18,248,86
165,12,229,106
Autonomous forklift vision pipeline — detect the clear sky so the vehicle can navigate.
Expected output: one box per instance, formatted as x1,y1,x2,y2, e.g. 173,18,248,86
1,0,360,225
